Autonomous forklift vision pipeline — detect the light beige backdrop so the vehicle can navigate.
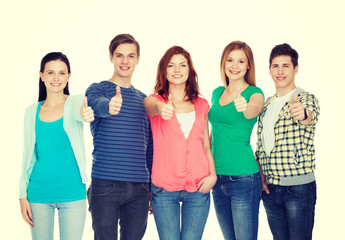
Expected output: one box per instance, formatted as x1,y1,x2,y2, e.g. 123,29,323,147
1,0,343,239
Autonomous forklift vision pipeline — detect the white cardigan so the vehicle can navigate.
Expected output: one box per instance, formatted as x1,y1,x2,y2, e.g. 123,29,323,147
19,95,88,199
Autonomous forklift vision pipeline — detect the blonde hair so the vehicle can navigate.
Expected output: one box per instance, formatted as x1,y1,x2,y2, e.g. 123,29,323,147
220,41,256,87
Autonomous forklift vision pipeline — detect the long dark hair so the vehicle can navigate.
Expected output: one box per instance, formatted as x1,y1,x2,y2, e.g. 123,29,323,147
38,52,71,102
154,46,200,103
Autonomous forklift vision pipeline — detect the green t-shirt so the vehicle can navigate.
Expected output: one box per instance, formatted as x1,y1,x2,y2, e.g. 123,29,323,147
209,85,264,175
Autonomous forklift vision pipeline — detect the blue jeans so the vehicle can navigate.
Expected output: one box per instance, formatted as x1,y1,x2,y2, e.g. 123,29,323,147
30,199,86,240
151,184,210,240
262,181,317,240
87,178,150,240
212,172,262,240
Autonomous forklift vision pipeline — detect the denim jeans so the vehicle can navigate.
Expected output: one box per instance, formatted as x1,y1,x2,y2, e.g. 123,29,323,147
262,181,317,240
87,178,150,240
151,184,210,240
212,172,262,240
30,199,86,240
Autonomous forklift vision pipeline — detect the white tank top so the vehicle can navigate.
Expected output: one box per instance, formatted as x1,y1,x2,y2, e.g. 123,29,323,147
175,111,195,139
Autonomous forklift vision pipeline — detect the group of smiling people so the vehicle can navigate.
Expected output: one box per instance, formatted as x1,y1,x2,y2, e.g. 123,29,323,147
19,33,320,240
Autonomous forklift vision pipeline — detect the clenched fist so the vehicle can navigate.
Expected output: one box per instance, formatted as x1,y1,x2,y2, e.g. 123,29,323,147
289,95,307,121
80,97,94,122
234,90,247,112
109,86,123,115
159,93,175,120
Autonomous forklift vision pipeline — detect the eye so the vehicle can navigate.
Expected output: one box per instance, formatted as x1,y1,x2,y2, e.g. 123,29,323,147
227,59,232,62
47,71,53,74
168,64,173,68
181,64,187,67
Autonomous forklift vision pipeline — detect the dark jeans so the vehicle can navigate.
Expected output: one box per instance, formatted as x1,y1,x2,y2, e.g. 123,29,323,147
262,181,317,240
87,179,150,240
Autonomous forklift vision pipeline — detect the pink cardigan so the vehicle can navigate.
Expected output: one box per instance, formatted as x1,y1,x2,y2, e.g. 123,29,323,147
148,94,210,192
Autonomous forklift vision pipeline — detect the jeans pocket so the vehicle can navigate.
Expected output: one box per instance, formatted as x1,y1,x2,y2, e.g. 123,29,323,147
91,179,116,196
229,175,251,182
141,183,149,192
287,184,306,197
151,184,165,195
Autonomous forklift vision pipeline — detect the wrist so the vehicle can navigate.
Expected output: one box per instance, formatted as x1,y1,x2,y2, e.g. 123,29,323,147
302,108,308,121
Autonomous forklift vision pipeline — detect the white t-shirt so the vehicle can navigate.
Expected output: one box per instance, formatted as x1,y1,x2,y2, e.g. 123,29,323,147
175,111,195,139
262,90,294,155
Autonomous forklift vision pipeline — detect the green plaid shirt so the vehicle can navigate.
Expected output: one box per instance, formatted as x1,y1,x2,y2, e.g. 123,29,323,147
255,88,320,185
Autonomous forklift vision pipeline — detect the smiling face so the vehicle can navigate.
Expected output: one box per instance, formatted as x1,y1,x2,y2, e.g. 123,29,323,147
110,43,139,80
40,60,70,94
224,49,249,82
166,54,189,86
270,55,298,96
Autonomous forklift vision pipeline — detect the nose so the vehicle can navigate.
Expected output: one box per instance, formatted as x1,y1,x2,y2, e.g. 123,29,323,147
278,66,283,74
122,56,129,64
54,73,59,81
174,66,180,72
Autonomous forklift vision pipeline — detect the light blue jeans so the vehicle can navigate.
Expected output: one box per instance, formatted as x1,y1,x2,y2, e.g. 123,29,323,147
151,184,210,240
30,199,86,240
212,172,262,240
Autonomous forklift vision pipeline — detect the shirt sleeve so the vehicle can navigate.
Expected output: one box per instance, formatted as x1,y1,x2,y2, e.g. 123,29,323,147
85,83,111,118
299,92,320,127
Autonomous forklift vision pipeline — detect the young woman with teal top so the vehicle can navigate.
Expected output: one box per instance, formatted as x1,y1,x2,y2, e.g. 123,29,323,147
19,52,94,240
208,41,264,240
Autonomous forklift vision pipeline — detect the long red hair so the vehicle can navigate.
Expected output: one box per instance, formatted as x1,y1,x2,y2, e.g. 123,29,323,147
154,46,200,103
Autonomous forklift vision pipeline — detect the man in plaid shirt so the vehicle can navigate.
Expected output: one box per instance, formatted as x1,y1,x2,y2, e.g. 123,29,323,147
255,43,320,240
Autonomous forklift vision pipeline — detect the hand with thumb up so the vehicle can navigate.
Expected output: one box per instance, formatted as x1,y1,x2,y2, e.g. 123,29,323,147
80,96,94,122
289,94,306,121
233,90,247,112
159,93,175,120
109,86,123,115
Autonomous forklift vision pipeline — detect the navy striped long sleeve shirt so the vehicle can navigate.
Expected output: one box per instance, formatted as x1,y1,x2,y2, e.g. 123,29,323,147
86,81,153,183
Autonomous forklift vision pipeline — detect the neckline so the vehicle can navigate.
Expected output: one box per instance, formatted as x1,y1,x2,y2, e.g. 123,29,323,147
218,85,250,107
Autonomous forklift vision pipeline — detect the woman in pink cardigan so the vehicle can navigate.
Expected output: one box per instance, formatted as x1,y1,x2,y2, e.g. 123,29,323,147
144,46,216,240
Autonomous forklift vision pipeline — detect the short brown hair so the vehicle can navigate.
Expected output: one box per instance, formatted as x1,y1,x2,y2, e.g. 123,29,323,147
220,41,256,87
109,34,140,56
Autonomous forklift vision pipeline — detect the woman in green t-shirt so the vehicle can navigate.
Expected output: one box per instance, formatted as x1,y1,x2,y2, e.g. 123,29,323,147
208,41,264,240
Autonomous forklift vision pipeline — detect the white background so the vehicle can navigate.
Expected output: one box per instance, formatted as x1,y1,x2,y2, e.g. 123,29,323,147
1,0,344,239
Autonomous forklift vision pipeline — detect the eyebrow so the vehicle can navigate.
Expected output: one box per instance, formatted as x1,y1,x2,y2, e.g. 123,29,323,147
169,61,187,64
227,57,247,60
114,52,137,55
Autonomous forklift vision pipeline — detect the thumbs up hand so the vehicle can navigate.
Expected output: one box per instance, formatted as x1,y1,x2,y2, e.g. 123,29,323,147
234,90,247,112
289,94,306,121
80,97,94,122
159,93,175,120
109,86,123,115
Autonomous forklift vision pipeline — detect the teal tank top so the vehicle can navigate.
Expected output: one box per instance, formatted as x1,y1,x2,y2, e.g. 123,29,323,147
27,101,86,203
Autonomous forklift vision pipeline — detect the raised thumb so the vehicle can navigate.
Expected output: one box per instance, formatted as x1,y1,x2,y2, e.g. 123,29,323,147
82,96,87,108
293,94,298,103
116,86,122,98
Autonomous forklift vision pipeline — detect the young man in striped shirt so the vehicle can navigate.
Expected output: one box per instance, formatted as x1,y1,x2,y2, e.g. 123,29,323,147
256,43,320,240
86,34,153,240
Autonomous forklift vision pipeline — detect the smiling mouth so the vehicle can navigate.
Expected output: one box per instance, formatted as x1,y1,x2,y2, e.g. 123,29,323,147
51,83,62,87
172,74,183,78
229,70,240,74
276,76,286,81
120,66,130,71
